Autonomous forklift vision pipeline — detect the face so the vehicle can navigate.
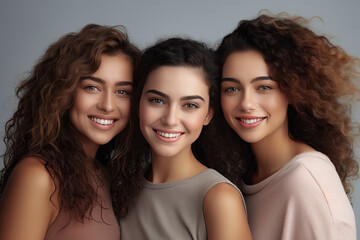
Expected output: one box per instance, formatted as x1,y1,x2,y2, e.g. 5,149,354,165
221,50,289,144
69,53,133,154
139,66,213,159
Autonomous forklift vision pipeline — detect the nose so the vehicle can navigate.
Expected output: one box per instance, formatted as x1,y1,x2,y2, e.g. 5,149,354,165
161,105,180,126
97,91,115,112
239,90,256,112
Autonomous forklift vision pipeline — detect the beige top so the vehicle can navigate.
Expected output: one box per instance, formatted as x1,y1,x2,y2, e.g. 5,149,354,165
120,168,245,240
44,172,120,240
241,151,356,240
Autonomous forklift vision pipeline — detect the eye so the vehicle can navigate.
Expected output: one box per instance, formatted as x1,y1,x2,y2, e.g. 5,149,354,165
224,87,239,92
116,89,130,95
85,85,100,91
257,85,272,91
183,103,199,109
149,98,165,104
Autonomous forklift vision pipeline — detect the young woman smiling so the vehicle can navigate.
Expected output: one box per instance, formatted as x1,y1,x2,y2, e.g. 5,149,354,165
120,38,252,240
216,14,359,239
0,24,140,240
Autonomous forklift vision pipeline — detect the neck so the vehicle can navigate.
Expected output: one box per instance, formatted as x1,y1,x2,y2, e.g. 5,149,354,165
250,123,298,184
149,147,207,183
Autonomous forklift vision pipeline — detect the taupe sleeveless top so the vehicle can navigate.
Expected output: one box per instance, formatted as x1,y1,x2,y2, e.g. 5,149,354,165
120,168,245,240
44,172,120,240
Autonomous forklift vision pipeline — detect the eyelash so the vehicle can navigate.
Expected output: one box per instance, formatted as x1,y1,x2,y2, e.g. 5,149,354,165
224,87,239,92
150,98,165,104
85,86,131,95
85,85,99,91
257,85,272,91
183,103,199,109
223,85,273,93
116,90,130,95
148,98,199,110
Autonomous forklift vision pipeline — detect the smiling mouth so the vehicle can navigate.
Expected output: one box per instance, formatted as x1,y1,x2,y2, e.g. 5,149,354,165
237,117,266,124
90,116,116,125
154,129,183,138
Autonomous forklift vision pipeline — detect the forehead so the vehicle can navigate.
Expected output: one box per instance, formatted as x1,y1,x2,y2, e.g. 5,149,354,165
144,66,209,96
222,50,269,80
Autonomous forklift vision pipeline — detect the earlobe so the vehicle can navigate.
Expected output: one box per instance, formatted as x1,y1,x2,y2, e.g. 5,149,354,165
203,107,214,126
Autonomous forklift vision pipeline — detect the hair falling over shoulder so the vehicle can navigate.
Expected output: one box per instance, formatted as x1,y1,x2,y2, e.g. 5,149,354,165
0,24,141,220
216,13,360,195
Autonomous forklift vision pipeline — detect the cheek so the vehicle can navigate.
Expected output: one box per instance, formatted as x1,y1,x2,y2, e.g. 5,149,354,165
185,110,210,133
70,91,94,118
138,100,154,130
263,95,288,115
221,95,236,117
116,98,131,119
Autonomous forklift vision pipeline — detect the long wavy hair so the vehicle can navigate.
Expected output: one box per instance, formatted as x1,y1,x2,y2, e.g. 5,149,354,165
216,13,360,194
124,37,244,208
0,24,141,221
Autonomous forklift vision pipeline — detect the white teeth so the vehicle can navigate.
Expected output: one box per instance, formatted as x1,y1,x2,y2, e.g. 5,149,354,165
156,130,182,138
90,117,114,125
241,118,264,124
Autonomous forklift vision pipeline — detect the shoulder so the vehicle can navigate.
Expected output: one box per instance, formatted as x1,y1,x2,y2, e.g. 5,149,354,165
203,183,252,239
280,152,355,233
204,182,243,205
200,169,243,199
203,182,244,214
2,156,56,201
0,157,59,240
286,151,340,189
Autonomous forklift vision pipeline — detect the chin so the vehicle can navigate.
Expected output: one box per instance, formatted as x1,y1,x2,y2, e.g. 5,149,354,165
152,147,180,159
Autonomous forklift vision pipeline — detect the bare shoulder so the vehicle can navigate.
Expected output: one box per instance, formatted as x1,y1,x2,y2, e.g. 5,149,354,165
6,156,55,193
0,157,59,240
204,182,243,207
203,183,252,240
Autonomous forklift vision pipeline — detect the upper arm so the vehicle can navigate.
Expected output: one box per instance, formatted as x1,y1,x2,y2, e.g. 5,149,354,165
0,157,58,240
203,183,252,240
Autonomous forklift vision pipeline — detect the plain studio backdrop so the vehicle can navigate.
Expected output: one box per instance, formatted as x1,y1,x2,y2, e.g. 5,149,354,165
1,0,359,235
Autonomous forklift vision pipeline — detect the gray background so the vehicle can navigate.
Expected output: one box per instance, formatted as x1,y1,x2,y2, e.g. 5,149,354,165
1,0,359,235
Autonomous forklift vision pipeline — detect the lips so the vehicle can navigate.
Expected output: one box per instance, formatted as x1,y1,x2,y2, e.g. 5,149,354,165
153,129,184,142
89,116,118,130
90,116,116,125
236,116,266,129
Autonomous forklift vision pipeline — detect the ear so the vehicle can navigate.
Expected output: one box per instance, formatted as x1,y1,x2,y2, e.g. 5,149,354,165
203,107,214,126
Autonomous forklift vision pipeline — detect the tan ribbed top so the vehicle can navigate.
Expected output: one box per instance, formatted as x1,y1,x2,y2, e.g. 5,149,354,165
120,168,245,240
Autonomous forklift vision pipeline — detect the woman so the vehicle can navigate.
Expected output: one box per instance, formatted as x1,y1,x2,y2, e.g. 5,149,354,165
0,24,140,240
120,38,252,240
216,14,359,239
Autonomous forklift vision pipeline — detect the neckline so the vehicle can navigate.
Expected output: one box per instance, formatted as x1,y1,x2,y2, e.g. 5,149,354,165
241,151,322,191
143,168,214,189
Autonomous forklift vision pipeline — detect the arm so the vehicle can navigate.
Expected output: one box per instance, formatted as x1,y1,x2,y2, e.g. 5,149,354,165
203,183,252,240
0,157,58,240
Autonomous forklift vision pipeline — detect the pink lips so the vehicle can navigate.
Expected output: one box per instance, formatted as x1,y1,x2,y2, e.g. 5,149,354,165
236,117,265,129
89,116,117,130
153,129,183,143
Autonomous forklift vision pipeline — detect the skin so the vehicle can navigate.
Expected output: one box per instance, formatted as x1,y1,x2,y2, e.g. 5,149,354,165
221,50,313,184
0,53,133,240
139,66,252,239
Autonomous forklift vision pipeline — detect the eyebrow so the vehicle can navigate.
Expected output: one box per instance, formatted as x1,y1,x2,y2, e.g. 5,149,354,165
80,76,133,86
221,76,273,84
145,89,205,102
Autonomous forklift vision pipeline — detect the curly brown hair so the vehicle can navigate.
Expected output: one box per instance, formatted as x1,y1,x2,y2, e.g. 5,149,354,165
0,24,141,220
216,13,360,195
